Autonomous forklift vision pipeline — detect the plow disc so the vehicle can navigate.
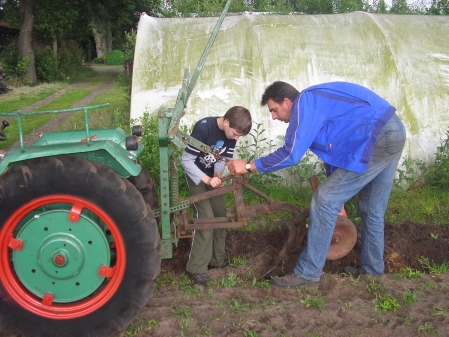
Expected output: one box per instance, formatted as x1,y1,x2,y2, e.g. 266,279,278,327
327,215,358,260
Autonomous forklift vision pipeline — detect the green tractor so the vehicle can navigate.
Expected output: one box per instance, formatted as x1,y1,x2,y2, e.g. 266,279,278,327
0,1,356,336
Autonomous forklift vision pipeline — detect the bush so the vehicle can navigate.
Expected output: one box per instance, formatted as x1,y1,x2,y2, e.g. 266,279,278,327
0,39,20,76
424,129,449,188
35,49,59,82
58,41,85,80
105,50,124,65
123,30,136,63
93,56,106,64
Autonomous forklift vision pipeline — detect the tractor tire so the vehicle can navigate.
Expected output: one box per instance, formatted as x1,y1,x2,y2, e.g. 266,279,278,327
127,166,159,212
0,156,161,337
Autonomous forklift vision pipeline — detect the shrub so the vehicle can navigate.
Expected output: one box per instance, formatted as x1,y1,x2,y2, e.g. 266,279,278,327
105,50,124,65
424,129,449,188
58,41,84,80
0,39,20,76
123,30,136,63
35,49,59,82
93,56,106,64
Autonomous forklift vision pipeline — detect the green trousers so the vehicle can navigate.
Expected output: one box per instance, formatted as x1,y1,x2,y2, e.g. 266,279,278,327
186,176,227,273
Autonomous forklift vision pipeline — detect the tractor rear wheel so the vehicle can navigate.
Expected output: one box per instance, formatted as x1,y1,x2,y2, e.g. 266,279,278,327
0,156,161,337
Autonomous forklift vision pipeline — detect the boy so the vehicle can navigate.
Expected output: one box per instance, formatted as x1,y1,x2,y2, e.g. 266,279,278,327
181,106,252,285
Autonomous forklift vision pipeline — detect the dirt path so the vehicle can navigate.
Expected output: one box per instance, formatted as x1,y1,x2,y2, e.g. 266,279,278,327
9,65,122,148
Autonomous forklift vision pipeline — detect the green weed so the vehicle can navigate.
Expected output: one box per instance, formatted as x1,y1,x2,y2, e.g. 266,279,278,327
366,278,387,294
300,294,325,311
418,257,449,275
228,255,253,267
170,304,194,336
400,267,421,279
430,304,449,317
402,288,418,305
239,329,259,337
372,294,400,313
217,272,244,287
228,296,254,314
120,318,158,336
417,321,440,335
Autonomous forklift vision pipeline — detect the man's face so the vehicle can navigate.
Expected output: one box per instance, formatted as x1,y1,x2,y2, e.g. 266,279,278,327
267,98,292,123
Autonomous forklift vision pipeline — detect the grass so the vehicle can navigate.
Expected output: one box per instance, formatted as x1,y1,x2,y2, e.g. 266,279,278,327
418,257,449,275
0,89,94,150
0,82,68,112
0,68,118,150
60,81,129,131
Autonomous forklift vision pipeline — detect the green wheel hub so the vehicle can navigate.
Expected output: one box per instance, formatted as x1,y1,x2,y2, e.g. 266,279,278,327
13,208,111,303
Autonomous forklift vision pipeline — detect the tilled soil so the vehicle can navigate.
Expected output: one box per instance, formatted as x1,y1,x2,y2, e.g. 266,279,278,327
134,221,449,337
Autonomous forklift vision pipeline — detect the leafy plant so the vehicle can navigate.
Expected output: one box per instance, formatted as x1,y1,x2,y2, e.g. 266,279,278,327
372,294,400,312
237,122,280,188
57,41,88,82
400,267,421,279
106,50,125,65
424,128,449,189
300,294,325,311
35,49,59,82
123,29,136,63
228,255,252,267
93,56,106,64
395,156,427,192
217,272,244,287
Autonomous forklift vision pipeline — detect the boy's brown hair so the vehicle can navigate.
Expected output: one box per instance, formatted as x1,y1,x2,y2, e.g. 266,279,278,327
223,106,252,136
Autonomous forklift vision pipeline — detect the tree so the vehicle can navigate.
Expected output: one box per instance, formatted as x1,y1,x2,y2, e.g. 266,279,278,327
295,0,334,14
371,0,389,13
333,0,368,13
390,0,412,13
17,0,36,84
428,0,449,14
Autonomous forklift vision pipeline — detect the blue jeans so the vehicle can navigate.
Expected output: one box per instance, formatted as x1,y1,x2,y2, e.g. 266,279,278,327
294,113,406,281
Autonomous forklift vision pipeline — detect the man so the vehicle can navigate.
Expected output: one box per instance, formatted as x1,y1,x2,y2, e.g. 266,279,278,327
227,81,406,289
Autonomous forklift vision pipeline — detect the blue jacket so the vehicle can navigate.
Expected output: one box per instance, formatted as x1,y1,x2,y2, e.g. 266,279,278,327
254,82,396,174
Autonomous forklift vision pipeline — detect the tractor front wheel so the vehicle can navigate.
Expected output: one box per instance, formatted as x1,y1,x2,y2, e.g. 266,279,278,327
0,156,161,337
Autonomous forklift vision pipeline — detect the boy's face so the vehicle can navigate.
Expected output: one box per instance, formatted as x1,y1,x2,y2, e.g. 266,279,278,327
223,120,245,140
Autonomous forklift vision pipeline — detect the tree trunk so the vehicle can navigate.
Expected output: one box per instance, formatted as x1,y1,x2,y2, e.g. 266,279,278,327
92,21,107,57
52,35,58,57
106,25,113,54
18,0,37,85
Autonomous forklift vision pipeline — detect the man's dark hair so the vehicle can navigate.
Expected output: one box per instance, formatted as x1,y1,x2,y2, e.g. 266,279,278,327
261,81,300,106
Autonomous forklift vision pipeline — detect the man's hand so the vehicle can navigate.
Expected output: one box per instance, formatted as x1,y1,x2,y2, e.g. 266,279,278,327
226,159,248,175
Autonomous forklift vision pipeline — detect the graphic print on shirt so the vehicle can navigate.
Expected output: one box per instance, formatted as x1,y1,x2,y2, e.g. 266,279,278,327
199,140,226,168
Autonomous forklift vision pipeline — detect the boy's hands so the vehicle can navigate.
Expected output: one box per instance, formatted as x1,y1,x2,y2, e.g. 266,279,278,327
202,175,223,188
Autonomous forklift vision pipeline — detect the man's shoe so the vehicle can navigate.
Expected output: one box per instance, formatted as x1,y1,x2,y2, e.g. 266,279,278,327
207,261,228,270
345,266,361,277
185,271,212,286
271,272,319,289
